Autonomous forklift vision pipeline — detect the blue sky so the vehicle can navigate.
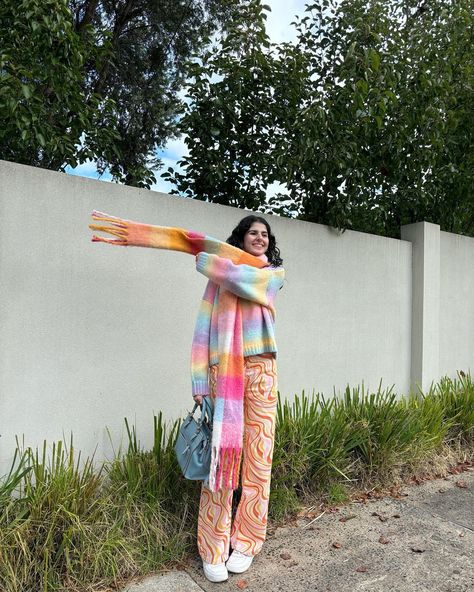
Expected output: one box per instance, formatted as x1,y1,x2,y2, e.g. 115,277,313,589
66,0,309,197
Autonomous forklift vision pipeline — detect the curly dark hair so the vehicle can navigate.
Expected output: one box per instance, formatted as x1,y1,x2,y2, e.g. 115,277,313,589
227,215,283,267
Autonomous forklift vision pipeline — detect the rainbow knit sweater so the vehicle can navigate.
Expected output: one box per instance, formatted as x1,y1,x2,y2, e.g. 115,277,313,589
192,252,284,396
89,211,285,490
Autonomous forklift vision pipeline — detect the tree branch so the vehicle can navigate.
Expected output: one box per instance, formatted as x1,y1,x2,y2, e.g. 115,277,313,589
75,0,100,33
93,0,139,95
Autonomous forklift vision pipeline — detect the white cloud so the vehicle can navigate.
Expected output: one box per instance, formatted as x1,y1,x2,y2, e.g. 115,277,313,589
151,153,186,194
265,180,288,198
65,161,96,177
150,176,176,194
265,0,307,43
159,136,188,161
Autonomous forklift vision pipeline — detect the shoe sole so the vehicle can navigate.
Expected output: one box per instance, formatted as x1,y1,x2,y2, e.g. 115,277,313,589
204,575,228,582
203,567,229,582
226,563,253,574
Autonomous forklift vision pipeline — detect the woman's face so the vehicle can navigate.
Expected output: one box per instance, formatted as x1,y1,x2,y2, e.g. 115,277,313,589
243,222,269,257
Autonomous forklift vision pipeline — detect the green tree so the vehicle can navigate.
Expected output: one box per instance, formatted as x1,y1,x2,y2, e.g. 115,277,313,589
69,0,238,187
164,0,282,210
0,0,119,171
164,0,311,213
1,0,238,187
168,0,474,238
288,0,474,236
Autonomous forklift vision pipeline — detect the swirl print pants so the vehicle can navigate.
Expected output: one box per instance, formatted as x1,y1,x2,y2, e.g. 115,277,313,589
197,354,278,564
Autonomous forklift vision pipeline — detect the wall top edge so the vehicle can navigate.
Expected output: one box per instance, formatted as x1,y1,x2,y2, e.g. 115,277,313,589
401,221,441,231
0,159,450,245
440,230,474,243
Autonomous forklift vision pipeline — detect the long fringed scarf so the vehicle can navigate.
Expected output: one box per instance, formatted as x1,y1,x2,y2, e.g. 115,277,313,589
89,211,268,491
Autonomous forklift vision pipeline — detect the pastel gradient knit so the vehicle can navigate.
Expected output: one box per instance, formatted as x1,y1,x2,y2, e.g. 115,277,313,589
192,253,284,394
89,210,285,491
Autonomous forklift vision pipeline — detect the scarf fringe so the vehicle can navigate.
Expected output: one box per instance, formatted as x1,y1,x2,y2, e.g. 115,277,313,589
89,211,129,244
209,446,242,492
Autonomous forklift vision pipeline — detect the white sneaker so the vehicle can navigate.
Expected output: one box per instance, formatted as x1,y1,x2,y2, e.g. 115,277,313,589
226,550,254,573
202,560,228,583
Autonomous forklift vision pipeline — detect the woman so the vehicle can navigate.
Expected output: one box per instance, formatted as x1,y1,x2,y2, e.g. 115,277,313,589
89,211,284,583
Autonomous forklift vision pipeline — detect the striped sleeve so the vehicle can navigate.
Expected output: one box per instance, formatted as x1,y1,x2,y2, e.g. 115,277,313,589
89,211,267,268
195,253,284,310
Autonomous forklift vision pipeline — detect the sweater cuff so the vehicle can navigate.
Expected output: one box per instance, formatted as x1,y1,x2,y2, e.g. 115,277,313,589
192,380,209,396
195,252,209,274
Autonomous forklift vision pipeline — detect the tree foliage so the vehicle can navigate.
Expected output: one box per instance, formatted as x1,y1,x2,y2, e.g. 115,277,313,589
167,0,474,238
0,0,119,171
1,0,237,186
164,0,282,210
164,0,308,213
69,0,238,187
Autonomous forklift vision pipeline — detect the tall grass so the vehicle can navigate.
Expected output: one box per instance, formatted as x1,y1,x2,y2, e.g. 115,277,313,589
340,380,452,483
0,372,472,589
0,441,31,507
434,372,474,442
271,391,360,517
0,420,198,592
106,412,196,512
270,371,473,519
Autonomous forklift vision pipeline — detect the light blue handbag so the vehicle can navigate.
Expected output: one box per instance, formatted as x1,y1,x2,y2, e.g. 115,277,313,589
175,397,213,481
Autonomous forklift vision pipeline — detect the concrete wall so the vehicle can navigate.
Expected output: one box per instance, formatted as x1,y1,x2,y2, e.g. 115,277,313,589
439,231,474,378
0,160,472,474
401,222,440,393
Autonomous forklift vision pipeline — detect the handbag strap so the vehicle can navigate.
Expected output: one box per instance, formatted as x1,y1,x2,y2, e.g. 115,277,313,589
201,396,214,427
189,397,214,426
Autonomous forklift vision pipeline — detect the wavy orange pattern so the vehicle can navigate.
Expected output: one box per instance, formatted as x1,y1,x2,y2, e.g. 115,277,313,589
197,355,277,564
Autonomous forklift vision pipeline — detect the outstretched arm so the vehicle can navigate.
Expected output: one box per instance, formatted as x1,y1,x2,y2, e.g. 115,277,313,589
89,211,267,269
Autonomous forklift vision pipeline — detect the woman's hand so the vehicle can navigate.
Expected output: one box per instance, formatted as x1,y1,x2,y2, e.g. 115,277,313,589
193,395,203,405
